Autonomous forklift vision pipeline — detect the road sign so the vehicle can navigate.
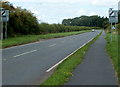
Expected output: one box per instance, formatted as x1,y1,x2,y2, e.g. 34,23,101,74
112,26,116,29
109,9,118,23
0,10,9,22
0,9,9,40
1,10,6,16
109,9,115,17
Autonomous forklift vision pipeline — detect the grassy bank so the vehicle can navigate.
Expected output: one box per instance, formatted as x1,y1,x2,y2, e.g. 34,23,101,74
41,32,101,86
2,30,90,48
105,32,119,83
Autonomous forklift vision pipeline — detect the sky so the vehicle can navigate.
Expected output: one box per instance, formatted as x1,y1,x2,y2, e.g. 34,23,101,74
7,0,119,24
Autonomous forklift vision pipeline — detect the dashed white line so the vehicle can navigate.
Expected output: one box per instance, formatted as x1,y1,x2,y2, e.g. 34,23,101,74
46,31,101,72
13,50,37,58
3,59,6,61
48,44,56,47
46,37,94,72
61,41,66,43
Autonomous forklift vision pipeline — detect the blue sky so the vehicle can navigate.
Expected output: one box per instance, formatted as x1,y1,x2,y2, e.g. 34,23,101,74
7,0,119,24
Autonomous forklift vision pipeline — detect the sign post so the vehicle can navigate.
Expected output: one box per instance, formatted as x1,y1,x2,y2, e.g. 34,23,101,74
0,9,9,40
0,8,3,40
109,8,118,41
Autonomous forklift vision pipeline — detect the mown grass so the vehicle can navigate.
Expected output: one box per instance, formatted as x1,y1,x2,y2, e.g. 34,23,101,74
2,30,90,48
40,31,101,86
105,32,119,83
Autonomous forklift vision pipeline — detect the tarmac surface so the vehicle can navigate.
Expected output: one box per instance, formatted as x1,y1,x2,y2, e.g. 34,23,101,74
65,31,118,85
3,31,100,85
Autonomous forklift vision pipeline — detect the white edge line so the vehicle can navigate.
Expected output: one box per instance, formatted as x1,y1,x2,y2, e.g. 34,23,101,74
46,37,96,72
13,50,37,58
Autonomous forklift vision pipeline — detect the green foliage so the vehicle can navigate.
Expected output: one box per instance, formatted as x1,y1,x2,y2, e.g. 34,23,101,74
38,23,101,34
62,15,108,28
2,1,39,37
8,7,39,37
105,24,120,83
105,33,119,83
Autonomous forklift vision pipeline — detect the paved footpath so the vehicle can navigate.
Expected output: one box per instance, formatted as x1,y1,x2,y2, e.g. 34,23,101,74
65,31,118,85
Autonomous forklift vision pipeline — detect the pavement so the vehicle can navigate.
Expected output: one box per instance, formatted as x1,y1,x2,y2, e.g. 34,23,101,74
2,30,101,85
65,31,118,85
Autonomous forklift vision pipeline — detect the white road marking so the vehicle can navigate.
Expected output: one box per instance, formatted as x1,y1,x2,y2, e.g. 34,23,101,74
61,41,66,43
48,44,56,47
4,41,41,50
13,50,37,58
46,31,101,72
3,59,6,61
46,37,95,72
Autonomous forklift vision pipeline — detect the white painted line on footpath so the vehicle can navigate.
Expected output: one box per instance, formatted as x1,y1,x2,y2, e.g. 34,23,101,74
46,37,95,72
13,50,37,58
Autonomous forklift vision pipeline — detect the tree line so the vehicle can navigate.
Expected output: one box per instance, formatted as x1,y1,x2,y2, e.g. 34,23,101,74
1,1,105,38
62,16,108,28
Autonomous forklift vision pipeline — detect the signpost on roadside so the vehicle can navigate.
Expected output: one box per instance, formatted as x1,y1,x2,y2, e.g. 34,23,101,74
109,8,118,41
0,8,9,40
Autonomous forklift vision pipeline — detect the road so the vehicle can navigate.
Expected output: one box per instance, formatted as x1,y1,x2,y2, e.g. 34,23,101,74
2,30,101,85
65,31,118,85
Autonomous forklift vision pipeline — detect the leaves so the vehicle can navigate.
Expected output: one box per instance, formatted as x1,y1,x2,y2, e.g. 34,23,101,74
62,15,108,28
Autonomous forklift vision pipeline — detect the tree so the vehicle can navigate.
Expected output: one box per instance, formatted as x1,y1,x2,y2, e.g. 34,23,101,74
62,15,108,28
2,1,39,37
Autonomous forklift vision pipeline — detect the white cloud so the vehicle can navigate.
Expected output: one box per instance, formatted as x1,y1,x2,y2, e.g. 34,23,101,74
91,0,119,7
7,0,119,23
8,0,89,3
89,12,99,16
76,9,88,16
76,9,100,17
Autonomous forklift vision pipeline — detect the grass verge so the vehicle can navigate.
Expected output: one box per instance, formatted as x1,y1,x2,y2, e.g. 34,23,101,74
105,32,119,83
2,30,90,48
40,31,102,86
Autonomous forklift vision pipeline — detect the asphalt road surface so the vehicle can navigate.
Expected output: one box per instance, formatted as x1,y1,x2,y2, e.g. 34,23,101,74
3,30,101,85
65,31,118,85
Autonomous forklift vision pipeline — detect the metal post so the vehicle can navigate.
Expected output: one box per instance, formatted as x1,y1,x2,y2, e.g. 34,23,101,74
0,21,3,40
115,22,118,41
5,22,7,39
111,22,112,42
0,9,3,40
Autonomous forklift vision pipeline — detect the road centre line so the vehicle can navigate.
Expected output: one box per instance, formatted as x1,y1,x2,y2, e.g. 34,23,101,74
13,50,38,58
48,44,56,47
46,37,95,72
3,59,7,61
46,32,101,72
61,41,66,43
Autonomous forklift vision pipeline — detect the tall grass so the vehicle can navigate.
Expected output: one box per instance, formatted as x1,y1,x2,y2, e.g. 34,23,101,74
105,24,119,83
